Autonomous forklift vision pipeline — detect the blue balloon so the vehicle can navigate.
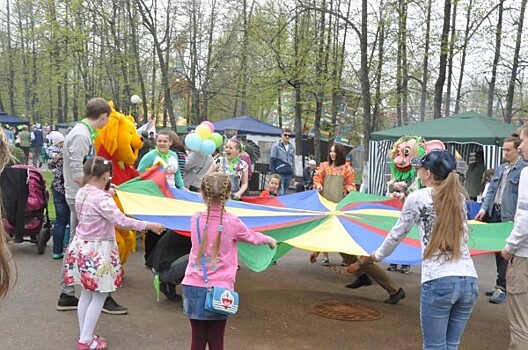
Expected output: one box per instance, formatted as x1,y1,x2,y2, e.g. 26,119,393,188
185,133,202,151
199,139,217,155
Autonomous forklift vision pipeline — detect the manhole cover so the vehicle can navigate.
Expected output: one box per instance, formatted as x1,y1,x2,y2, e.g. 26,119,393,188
307,301,383,321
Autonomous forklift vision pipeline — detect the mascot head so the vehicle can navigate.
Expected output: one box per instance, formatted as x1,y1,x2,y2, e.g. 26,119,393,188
389,136,445,183
94,101,143,166
390,136,426,181
388,136,446,198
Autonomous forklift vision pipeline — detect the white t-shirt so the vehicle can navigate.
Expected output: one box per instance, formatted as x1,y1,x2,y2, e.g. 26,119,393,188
374,187,477,284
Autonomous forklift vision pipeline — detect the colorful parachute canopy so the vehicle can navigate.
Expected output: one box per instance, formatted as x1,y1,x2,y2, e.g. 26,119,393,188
117,168,513,271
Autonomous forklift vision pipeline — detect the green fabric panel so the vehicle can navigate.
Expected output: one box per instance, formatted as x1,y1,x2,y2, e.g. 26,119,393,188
118,178,164,197
238,217,330,272
467,221,514,250
238,242,294,272
338,191,392,210
345,212,514,250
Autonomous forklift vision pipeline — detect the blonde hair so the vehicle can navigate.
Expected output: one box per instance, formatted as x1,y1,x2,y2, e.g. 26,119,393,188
269,174,282,183
424,172,468,260
0,130,16,297
520,125,528,139
197,173,232,263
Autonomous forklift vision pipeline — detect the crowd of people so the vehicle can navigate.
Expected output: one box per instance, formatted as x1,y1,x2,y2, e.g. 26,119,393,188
2,100,528,349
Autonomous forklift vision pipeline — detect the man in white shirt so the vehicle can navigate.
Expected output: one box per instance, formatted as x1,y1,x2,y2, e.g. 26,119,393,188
502,125,528,349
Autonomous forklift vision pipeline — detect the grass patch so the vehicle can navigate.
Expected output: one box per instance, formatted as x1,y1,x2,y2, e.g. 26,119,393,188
42,170,56,221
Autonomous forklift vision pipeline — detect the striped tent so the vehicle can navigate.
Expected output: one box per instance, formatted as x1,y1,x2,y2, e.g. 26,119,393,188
368,112,517,196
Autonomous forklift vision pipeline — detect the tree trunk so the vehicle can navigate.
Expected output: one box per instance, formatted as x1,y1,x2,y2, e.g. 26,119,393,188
444,0,458,117
201,0,218,121
188,0,200,124
277,84,283,128
126,1,147,123
238,0,252,116
504,0,527,123
313,0,327,163
433,0,452,119
330,0,350,141
396,0,408,125
420,0,433,121
454,0,473,114
361,0,372,159
6,1,16,115
373,1,386,131
15,0,30,117
137,0,176,128
487,0,504,118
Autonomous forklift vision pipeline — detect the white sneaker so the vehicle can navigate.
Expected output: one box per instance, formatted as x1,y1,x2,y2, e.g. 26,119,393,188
321,258,330,266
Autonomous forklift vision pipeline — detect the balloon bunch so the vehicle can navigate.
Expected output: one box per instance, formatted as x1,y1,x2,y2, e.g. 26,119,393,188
184,121,224,155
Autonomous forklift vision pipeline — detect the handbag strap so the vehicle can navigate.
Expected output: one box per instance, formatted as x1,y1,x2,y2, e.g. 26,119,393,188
195,212,224,285
195,215,209,284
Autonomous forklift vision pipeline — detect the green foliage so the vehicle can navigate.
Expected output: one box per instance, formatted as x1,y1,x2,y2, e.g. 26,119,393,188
6,147,24,167
0,0,526,138
42,170,56,221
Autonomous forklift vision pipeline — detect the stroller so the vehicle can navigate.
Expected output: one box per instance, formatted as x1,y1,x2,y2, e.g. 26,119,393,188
1,164,52,254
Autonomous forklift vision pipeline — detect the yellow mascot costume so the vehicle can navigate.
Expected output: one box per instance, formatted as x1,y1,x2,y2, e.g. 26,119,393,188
94,102,144,265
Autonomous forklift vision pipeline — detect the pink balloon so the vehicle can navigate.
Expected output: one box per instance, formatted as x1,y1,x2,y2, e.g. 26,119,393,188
202,121,215,133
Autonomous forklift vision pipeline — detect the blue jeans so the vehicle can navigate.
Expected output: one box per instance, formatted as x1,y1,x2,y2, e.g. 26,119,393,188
420,276,479,350
51,188,70,254
279,174,294,195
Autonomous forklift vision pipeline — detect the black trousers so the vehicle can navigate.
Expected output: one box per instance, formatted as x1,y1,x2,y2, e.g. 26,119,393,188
487,207,507,289
144,230,164,265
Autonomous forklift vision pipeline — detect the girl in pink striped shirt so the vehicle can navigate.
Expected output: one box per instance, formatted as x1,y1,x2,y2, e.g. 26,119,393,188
64,157,164,350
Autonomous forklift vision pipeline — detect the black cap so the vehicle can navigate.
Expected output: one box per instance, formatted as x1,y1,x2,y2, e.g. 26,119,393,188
411,149,457,180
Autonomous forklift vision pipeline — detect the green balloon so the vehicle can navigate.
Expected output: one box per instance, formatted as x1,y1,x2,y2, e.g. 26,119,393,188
210,132,223,148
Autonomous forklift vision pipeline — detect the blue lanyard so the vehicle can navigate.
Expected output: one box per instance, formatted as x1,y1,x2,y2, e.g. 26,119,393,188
196,214,224,284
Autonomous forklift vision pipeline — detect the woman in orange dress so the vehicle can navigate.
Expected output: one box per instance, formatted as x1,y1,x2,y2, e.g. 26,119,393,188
312,143,355,265
313,143,356,201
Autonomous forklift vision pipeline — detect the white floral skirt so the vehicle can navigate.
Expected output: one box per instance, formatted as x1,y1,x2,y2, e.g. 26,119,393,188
64,237,123,293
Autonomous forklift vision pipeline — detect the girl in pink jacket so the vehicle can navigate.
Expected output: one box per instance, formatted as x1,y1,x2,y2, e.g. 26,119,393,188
64,157,164,350
182,172,277,350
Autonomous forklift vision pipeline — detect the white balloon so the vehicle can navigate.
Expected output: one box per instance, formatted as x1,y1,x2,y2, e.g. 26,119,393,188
130,95,141,104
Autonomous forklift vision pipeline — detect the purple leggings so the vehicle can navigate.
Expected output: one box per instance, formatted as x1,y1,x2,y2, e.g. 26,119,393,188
190,319,227,350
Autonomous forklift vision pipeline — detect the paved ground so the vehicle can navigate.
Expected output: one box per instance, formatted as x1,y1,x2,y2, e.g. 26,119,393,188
0,239,510,350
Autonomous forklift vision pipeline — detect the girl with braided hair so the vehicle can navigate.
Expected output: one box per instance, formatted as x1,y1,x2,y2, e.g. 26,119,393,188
182,172,277,350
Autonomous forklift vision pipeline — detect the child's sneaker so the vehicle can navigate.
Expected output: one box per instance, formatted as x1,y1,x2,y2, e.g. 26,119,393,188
387,264,398,271
489,288,506,304
321,258,330,266
485,287,497,296
400,265,411,274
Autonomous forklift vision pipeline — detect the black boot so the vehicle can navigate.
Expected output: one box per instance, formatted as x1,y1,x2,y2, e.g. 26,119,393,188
160,282,180,301
345,274,373,289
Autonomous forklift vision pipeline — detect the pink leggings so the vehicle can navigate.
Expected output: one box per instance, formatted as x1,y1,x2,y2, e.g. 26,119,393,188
190,319,227,350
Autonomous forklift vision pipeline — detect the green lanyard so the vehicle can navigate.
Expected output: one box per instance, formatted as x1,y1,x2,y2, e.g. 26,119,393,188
81,118,98,143
155,147,170,164
222,157,239,174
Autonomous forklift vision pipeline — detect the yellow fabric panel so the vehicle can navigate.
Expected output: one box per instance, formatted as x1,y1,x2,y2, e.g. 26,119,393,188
116,191,322,218
283,216,368,256
344,208,401,218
